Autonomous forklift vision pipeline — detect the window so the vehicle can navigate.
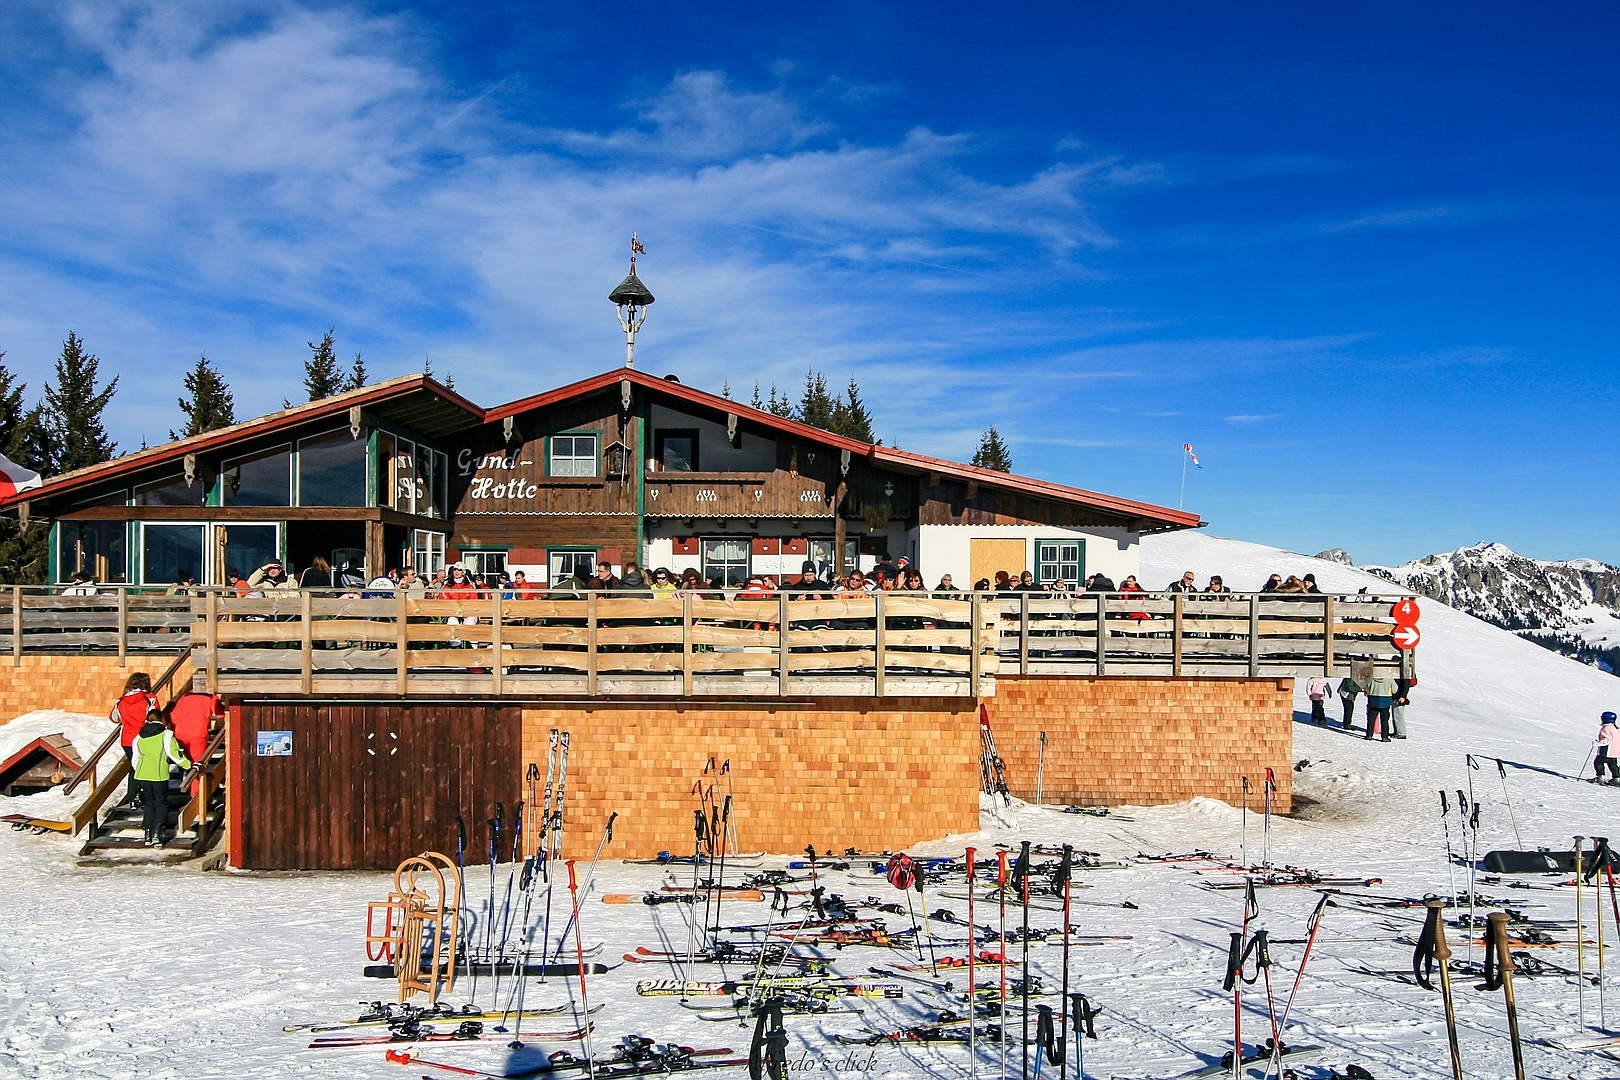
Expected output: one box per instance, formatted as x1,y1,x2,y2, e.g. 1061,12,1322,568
461,549,508,587
549,434,598,477
375,432,395,508
702,538,749,589
656,429,699,472
218,524,280,584
549,549,595,585
221,444,291,506
413,530,446,578
393,439,417,512
1036,539,1084,587
142,524,205,585
297,429,367,507
134,473,207,507
433,450,448,518
57,520,128,583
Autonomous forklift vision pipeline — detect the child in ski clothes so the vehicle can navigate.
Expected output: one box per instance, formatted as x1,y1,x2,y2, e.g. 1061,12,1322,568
1305,676,1332,725
1596,712,1619,784
1365,676,1397,741
110,672,159,808
168,691,222,795
1390,678,1412,739
130,712,192,846
1336,677,1360,729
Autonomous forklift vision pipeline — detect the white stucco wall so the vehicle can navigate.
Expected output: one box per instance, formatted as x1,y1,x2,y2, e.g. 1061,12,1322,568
914,524,1143,588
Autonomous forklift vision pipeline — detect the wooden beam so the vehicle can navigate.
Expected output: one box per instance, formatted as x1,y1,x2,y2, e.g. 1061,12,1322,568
1019,593,1030,674
970,593,983,692
874,590,886,698
491,593,503,696
1095,591,1106,676
396,590,409,695
586,591,598,696
1248,594,1260,677
1172,591,1184,677
299,590,313,694
778,592,791,696
365,518,385,579
1320,594,1335,676
11,586,19,666
681,592,693,696
205,591,218,695
117,588,128,666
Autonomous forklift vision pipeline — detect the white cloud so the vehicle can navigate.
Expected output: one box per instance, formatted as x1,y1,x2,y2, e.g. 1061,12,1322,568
1317,206,1450,233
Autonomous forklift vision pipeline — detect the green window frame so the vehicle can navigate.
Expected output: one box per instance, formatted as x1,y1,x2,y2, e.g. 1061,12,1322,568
545,431,600,478
1036,538,1084,587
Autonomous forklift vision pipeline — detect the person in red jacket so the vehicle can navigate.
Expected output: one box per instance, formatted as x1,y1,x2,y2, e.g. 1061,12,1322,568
436,564,482,647
110,672,160,808
168,691,223,795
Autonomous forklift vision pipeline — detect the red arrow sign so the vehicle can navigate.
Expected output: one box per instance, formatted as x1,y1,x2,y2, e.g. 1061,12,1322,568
1392,624,1421,649
1390,599,1421,625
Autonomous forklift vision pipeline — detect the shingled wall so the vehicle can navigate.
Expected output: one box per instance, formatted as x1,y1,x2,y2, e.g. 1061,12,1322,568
519,699,981,861
987,675,1294,814
0,654,193,722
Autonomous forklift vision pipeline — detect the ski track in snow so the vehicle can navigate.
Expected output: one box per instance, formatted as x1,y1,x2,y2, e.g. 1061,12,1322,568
2,531,1619,1079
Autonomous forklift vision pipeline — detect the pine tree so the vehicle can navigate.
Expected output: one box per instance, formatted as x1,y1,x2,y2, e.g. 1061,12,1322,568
43,332,117,474
721,379,732,400
750,382,764,410
344,350,368,392
798,371,837,431
304,328,343,401
971,427,1012,472
766,385,795,418
830,377,876,443
171,353,236,440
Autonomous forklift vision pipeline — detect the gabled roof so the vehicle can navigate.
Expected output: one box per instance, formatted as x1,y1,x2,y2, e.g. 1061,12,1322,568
489,368,1201,533
2,372,481,509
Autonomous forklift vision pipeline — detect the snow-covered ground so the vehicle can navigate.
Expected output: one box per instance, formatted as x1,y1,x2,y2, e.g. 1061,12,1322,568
4,531,1620,1079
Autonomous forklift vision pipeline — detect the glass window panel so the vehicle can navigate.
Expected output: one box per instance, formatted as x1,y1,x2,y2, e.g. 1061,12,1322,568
1037,541,1083,585
657,431,698,472
548,550,595,584
297,428,367,507
134,474,207,507
702,538,749,588
434,450,448,518
394,440,416,513
549,434,598,477
221,445,291,506
58,520,128,583
414,444,432,517
374,432,394,510
142,524,205,585
462,550,507,587
413,530,445,578
220,524,279,584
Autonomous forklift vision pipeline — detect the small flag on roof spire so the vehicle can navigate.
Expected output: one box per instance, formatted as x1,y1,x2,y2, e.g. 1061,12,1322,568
1183,443,1201,468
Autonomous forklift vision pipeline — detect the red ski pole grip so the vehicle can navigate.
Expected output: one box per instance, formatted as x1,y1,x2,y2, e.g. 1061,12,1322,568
997,850,1008,885
965,846,977,879
566,858,578,890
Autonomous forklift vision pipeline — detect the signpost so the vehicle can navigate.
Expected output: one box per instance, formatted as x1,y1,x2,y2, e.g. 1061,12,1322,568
1393,624,1421,650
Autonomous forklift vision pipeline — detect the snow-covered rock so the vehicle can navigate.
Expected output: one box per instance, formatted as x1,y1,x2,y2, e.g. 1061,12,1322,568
1363,541,1620,673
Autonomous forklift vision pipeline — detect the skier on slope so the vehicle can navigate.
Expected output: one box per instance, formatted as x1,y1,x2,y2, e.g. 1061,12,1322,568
130,709,192,847
1595,712,1620,785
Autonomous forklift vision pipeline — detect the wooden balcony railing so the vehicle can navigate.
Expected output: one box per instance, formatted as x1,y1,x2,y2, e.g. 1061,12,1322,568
0,586,1417,698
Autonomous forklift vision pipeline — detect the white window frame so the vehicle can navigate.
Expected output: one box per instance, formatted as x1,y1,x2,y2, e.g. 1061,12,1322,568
549,433,599,478
413,529,446,578
701,537,751,589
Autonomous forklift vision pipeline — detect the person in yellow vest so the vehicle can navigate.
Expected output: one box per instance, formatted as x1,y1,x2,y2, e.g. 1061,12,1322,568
130,710,193,847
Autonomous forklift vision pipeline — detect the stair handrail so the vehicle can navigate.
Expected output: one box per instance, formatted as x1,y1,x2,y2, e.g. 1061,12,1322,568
61,648,191,797
178,724,229,833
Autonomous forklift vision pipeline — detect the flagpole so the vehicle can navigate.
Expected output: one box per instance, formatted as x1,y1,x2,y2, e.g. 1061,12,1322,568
1179,447,1188,511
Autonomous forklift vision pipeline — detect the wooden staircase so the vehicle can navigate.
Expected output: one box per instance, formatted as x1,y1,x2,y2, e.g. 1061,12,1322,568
62,651,229,861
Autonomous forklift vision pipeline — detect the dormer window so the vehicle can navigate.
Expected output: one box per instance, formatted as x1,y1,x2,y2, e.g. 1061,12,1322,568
655,430,698,472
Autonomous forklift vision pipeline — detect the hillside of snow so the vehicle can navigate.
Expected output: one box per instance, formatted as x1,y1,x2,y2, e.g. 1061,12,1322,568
1360,541,1620,674
4,531,1620,1079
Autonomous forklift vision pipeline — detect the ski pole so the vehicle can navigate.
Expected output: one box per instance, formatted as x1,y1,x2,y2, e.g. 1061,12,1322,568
916,869,939,972
497,801,524,966
682,808,708,990
1262,768,1274,869
486,806,502,1004
999,849,1009,1080
1037,731,1047,809
1058,845,1072,1080
1260,893,1329,1080
1416,898,1464,1080
1576,836,1587,1028
564,859,594,1078
1439,792,1459,910
1479,911,1526,1080
549,812,618,966
1019,840,1031,1080
505,855,538,1046
457,816,473,1004
1240,776,1250,869
967,845,977,1080
1495,759,1523,850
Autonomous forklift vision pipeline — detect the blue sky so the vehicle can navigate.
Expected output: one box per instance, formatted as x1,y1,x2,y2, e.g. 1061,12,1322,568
0,2,1615,567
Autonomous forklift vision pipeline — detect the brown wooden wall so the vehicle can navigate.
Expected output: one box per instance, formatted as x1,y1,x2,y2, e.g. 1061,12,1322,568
234,701,521,869
918,482,1131,529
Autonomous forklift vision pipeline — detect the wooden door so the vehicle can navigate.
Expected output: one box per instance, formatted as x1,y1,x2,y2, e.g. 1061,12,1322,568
970,538,1027,587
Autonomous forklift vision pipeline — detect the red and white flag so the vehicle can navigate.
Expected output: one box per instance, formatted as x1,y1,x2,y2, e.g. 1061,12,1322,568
0,453,42,498
1183,443,1202,468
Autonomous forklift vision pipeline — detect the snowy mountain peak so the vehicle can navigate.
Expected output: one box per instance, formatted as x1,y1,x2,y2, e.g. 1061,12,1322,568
1364,542,1620,673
